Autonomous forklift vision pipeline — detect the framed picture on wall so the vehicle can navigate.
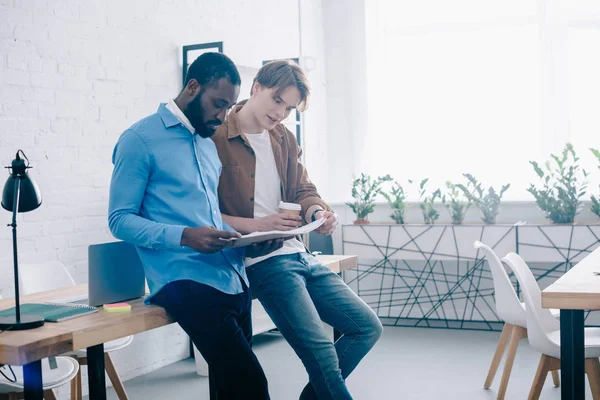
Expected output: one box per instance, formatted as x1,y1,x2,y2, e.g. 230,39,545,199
182,41,223,86
262,58,302,146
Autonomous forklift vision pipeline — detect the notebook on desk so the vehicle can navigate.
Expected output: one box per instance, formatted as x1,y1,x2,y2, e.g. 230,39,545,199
0,303,98,322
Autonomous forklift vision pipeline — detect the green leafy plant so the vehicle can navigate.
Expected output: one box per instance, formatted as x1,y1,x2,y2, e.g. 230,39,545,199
527,143,588,224
418,179,441,224
382,180,410,224
592,196,600,218
591,148,600,218
456,174,510,224
346,173,393,222
442,181,471,224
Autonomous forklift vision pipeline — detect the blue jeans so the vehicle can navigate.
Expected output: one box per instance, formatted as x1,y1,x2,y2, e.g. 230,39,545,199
247,252,382,400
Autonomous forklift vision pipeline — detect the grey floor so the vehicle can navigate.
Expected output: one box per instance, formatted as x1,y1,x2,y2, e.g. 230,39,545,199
87,326,592,399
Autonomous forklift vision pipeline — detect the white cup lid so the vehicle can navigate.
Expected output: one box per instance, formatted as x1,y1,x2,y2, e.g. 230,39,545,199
279,201,301,211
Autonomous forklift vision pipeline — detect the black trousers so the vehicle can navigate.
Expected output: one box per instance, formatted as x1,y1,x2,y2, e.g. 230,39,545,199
152,279,270,400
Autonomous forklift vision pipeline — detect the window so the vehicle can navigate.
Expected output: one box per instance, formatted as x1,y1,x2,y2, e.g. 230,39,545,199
568,29,600,183
365,1,600,200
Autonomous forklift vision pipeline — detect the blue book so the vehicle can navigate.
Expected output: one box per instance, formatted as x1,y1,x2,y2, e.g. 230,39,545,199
0,303,98,322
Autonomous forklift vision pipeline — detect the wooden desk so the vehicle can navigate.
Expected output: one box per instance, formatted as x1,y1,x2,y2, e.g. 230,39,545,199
313,255,357,274
0,254,357,400
542,247,600,400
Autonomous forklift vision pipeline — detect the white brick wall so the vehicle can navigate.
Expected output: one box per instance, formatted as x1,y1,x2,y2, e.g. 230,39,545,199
0,0,305,290
0,0,319,397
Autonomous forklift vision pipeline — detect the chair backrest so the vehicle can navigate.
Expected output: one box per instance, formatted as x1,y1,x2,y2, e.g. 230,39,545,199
474,241,526,327
308,231,334,255
19,260,76,295
502,252,560,357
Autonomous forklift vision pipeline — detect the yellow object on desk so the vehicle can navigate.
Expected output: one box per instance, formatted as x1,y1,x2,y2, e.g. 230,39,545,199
103,303,131,312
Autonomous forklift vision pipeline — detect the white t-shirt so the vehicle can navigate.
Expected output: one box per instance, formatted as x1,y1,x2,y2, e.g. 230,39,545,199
243,131,306,267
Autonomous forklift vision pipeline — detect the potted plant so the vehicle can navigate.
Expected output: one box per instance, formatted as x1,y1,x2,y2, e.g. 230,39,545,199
591,148,600,218
442,181,471,224
418,178,441,224
382,180,410,224
456,174,510,224
527,143,588,224
346,173,392,224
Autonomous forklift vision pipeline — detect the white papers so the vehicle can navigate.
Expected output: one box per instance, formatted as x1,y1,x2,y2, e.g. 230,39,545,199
222,217,326,248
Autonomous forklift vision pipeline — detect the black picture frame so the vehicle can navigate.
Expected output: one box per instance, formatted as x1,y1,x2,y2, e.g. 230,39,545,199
182,41,223,87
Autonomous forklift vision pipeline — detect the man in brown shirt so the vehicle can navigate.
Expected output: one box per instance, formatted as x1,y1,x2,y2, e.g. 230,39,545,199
212,60,382,400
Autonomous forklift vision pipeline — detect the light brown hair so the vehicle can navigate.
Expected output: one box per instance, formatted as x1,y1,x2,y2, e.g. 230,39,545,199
252,60,310,112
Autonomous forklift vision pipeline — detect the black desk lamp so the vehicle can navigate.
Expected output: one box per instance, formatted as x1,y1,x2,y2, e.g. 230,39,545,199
0,150,45,330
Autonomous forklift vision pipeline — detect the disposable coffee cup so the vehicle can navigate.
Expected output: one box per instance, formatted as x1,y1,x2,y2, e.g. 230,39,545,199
279,201,301,216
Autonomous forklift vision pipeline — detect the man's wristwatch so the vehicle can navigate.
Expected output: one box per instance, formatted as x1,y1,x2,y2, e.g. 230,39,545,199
311,208,325,222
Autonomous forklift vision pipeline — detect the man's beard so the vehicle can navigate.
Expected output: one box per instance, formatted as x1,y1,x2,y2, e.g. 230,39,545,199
184,93,221,138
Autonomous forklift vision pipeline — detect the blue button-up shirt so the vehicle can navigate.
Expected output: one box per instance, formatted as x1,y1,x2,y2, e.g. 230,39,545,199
108,103,248,303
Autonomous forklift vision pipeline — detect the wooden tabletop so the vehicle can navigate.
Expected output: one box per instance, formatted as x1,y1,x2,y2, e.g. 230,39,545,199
313,254,357,274
542,247,600,310
0,286,172,366
0,254,357,366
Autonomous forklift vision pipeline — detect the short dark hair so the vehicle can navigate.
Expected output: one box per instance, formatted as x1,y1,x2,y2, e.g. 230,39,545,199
184,52,241,88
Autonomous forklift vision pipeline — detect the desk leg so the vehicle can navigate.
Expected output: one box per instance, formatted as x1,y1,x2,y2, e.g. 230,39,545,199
333,328,342,342
23,360,43,400
561,309,585,400
87,344,107,400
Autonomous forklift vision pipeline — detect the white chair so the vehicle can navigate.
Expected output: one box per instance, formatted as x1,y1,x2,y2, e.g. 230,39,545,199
474,241,560,400
19,261,132,400
0,295,80,400
502,252,600,400
0,357,80,400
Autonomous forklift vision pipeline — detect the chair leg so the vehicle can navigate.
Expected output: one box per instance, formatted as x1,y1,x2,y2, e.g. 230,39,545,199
528,355,559,400
497,325,527,400
70,372,78,400
551,370,560,387
43,390,57,400
585,358,600,400
70,356,79,400
76,360,83,400
105,353,129,400
484,323,512,389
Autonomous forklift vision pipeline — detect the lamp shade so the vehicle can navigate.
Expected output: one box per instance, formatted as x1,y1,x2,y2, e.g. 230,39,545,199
0,151,45,331
1,171,42,213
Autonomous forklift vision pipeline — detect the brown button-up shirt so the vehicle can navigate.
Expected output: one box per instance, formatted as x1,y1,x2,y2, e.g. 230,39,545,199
212,102,331,223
